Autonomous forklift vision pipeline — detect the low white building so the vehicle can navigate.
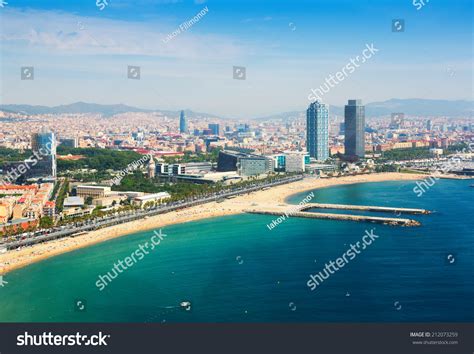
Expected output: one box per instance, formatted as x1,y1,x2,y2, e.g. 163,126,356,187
63,196,85,208
93,195,127,207
132,192,171,207
75,185,111,198
62,206,94,218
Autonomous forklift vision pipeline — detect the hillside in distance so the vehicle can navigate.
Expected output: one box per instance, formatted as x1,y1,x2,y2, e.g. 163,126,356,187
1,99,472,119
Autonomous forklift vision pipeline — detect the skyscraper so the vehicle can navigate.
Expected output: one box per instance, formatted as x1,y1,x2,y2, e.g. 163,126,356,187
179,110,188,134
208,123,220,135
306,101,329,161
390,113,404,129
31,129,57,178
426,119,432,131
344,99,365,158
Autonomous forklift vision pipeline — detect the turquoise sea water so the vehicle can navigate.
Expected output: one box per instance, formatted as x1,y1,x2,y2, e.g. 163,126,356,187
0,179,473,322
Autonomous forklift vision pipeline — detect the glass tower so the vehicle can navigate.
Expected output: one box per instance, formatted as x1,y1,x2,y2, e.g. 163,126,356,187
344,99,365,158
179,110,188,134
31,129,57,177
208,123,220,135
306,101,329,161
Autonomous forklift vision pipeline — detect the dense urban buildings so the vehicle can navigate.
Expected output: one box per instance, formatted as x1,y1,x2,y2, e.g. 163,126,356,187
306,101,329,161
0,183,54,230
0,99,472,234
344,99,366,158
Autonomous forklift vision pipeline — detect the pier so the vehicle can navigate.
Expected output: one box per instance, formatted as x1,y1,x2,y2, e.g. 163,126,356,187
247,210,420,226
300,203,430,215
245,202,430,227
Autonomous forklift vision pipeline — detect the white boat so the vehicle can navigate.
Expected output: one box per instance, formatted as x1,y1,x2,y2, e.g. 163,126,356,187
180,301,192,311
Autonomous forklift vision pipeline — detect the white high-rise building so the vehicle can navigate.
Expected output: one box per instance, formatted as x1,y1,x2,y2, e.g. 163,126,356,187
284,152,306,173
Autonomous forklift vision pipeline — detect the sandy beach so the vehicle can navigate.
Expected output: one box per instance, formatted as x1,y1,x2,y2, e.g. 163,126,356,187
0,172,427,274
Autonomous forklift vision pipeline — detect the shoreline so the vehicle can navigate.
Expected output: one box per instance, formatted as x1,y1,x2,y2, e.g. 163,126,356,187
0,173,428,275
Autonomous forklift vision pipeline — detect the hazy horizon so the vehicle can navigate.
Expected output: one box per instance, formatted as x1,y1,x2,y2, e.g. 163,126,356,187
1,0,472,118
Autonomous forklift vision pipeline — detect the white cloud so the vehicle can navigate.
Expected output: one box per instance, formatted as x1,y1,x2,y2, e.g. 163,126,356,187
0,8,244,60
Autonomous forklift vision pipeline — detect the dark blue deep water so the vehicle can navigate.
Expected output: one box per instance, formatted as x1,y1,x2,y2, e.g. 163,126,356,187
0,179,472,322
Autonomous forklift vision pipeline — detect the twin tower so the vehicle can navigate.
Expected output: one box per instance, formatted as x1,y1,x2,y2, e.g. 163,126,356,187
307,99,365,161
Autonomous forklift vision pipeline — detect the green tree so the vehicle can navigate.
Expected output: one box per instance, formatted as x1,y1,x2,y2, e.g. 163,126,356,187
39,216,54,228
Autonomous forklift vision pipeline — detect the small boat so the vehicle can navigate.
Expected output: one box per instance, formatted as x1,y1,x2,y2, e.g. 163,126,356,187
180,301,192,311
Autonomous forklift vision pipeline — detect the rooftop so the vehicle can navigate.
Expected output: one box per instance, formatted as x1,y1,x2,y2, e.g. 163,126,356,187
76,185,111,190
63,196,85,207
134,192,171,201
0,185,37,191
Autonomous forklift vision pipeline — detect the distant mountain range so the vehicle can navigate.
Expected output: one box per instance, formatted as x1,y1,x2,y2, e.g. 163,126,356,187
1,99,472,119
0,102,220,119
0,102,149,116
360,99,473,117
256,99,473,120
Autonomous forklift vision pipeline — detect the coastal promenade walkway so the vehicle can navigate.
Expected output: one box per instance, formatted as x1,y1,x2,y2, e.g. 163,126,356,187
3,176,304,251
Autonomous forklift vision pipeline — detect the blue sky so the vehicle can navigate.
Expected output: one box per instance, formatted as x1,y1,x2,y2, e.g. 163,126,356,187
0,0,472,117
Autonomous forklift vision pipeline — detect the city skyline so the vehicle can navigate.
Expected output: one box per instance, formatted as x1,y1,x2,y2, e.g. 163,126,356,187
1,97,472,120
1,0,472,118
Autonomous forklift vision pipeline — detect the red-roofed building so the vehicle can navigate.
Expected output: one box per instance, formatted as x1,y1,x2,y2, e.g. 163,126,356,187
43,201,56,218
0,185,38,194
134,148,151,155
154,151,184,157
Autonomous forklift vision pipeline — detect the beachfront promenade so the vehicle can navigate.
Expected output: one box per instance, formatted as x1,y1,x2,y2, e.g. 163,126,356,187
2,175,303,251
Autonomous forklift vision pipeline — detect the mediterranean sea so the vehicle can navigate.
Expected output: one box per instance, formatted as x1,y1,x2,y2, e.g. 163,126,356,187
0,179,472,322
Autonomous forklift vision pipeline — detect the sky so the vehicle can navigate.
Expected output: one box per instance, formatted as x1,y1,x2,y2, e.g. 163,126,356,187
0,0,472,118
